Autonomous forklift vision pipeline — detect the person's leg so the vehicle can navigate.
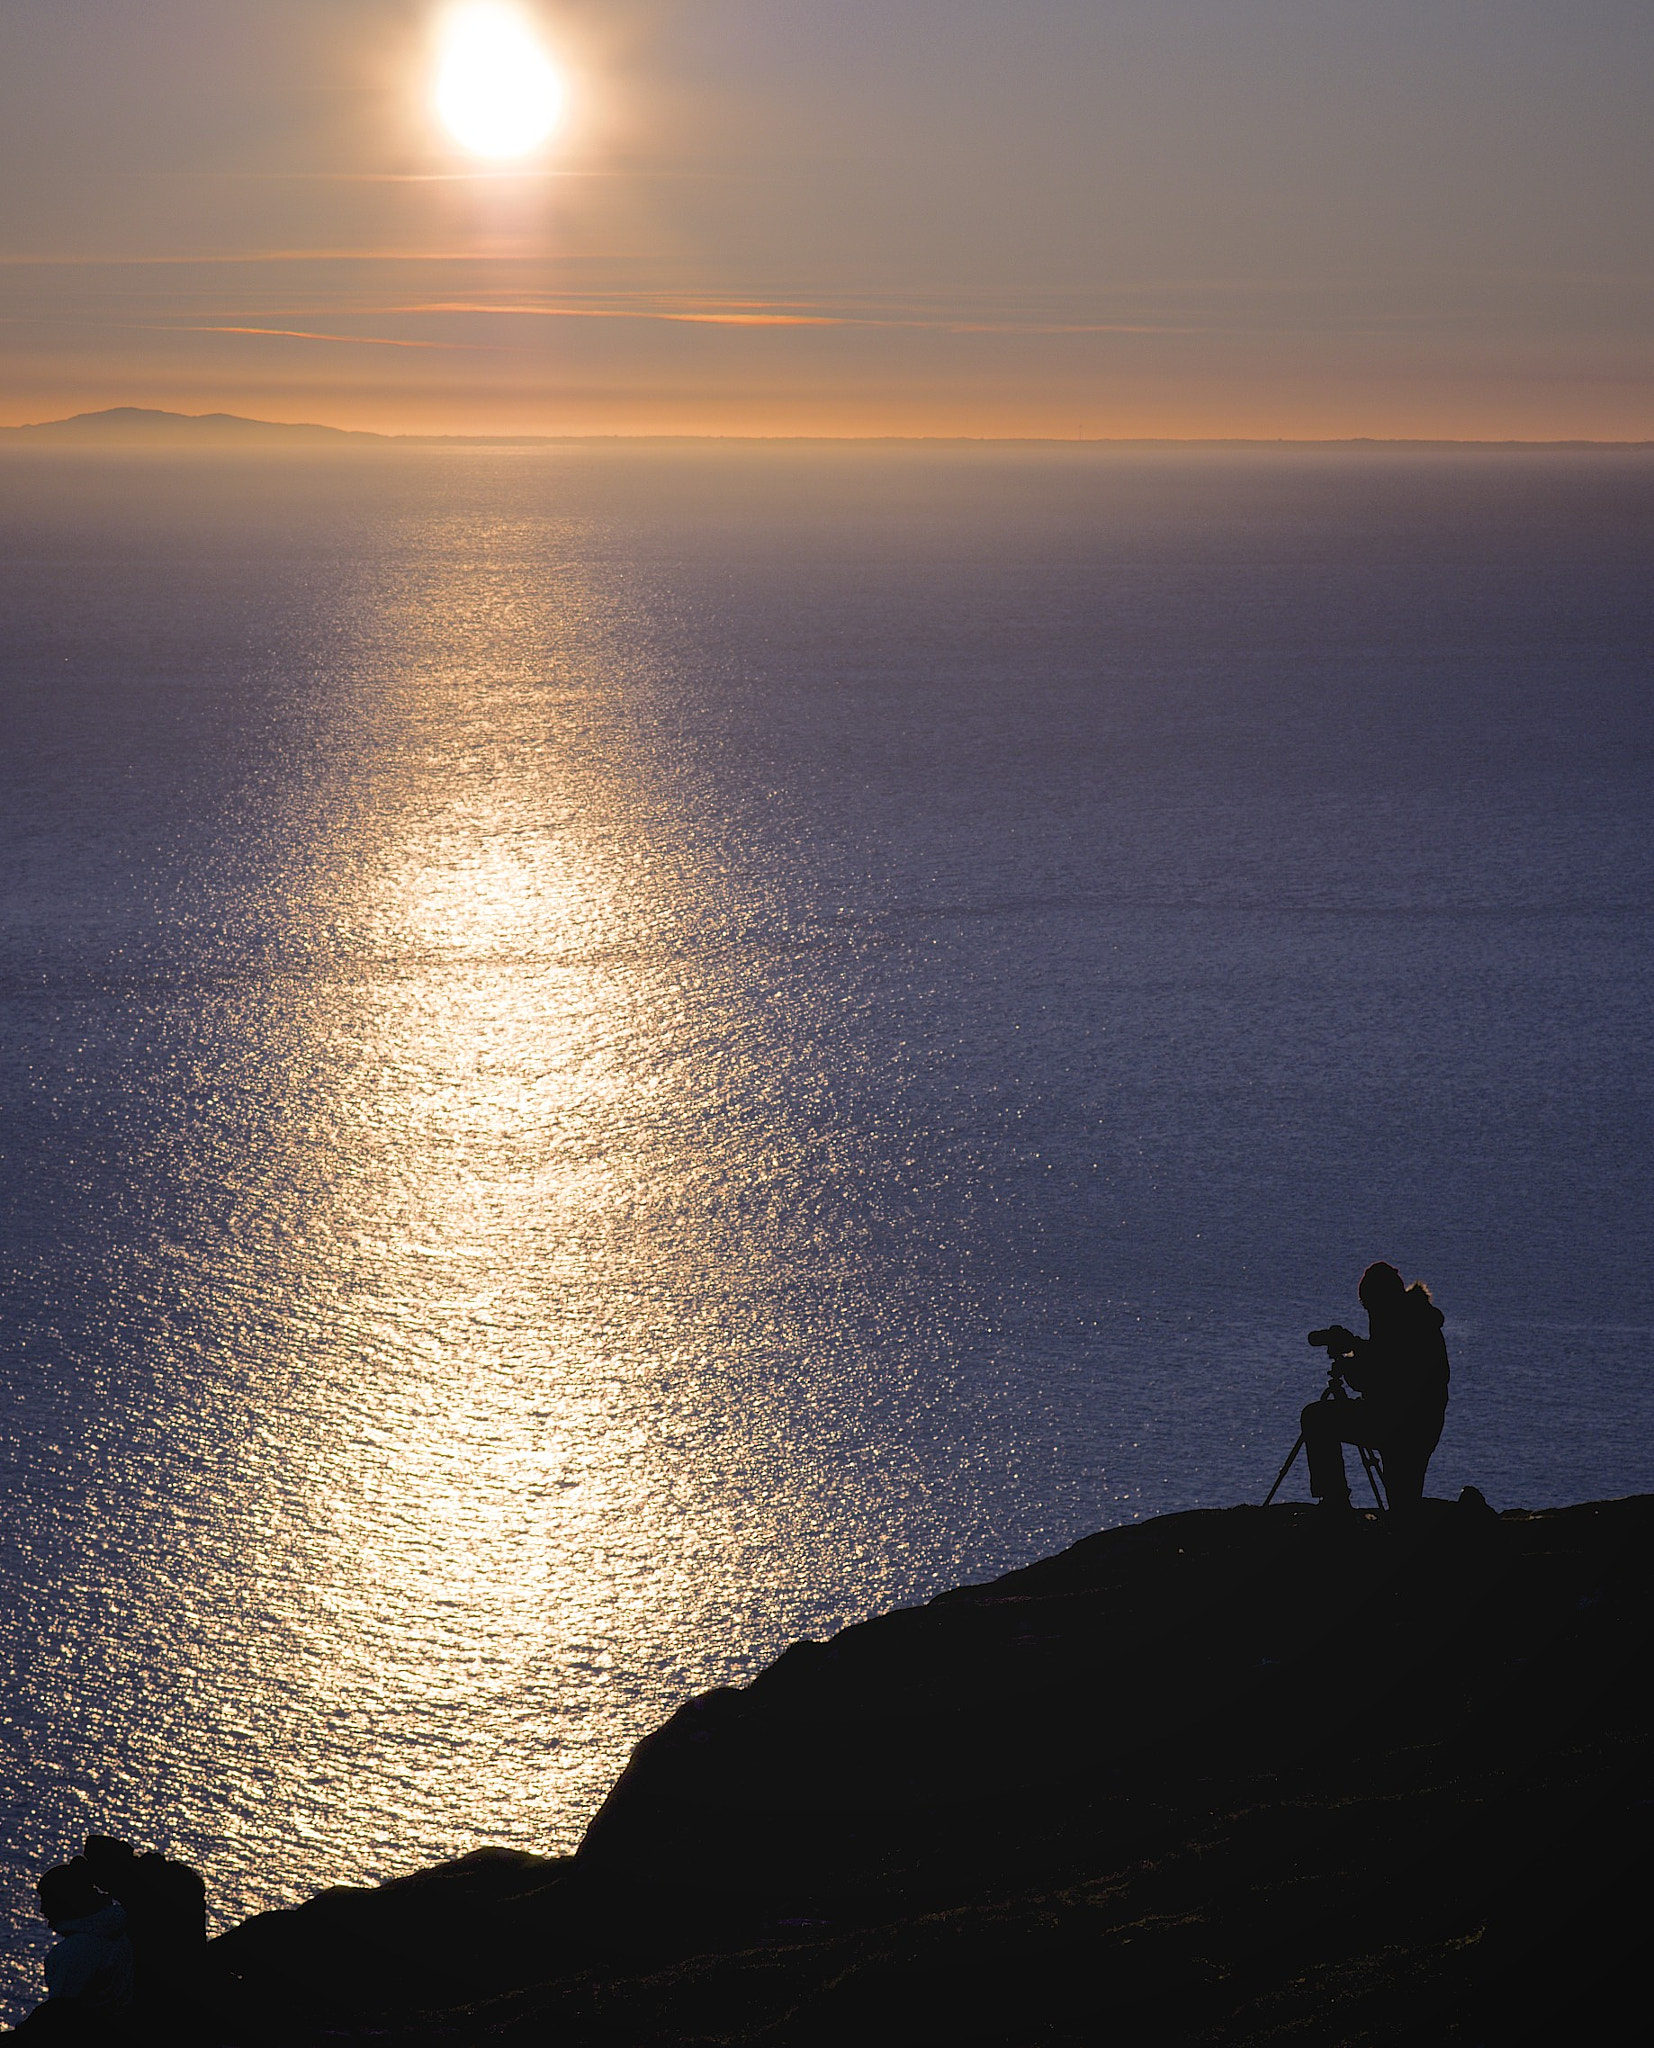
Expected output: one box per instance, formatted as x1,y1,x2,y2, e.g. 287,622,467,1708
1375,1446,1416,1506
1372,1417,1441,1508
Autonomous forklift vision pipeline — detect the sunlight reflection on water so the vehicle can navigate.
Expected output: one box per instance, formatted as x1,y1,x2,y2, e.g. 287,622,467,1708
169,525,764,1870
0,467,1013,1998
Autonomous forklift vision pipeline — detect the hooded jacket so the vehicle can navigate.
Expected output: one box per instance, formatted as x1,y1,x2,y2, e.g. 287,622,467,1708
1343,1283,1450,1433
44,1900,135,2010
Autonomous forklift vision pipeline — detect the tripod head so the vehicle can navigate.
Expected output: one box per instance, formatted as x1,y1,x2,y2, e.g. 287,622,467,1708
1307,1325,1358,1399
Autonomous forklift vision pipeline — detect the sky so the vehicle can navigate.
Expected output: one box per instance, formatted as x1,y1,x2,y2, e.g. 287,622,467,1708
1,0,1651,437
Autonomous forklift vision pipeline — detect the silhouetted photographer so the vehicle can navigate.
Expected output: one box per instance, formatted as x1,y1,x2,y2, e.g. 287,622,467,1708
1291,1261,1449,1510
12,1863,133,2039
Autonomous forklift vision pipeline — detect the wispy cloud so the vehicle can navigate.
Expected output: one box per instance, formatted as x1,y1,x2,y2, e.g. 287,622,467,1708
0,256,1202,332
137,168,701,183
176,325,497,351
395,297,1194,334
0,251,622,267
0,253,1207,338
666,312,844,326
139,169,649,184
405,299,843,327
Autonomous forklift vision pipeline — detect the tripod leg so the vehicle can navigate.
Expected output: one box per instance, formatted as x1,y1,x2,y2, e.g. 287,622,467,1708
1357,1445,1387,1510
1263,1432,1305,1507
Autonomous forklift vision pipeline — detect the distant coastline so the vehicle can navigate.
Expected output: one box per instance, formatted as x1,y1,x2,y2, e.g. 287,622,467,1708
4,407,1652,450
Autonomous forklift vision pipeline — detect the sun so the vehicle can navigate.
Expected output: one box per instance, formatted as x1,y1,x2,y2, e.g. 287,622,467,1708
433,4,565,160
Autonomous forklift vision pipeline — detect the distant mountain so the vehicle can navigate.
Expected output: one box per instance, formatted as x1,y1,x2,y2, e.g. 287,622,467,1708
0,406,577,446
0,406,391,444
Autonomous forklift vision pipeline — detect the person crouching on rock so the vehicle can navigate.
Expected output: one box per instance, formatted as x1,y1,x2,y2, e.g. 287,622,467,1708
1302,1262,1450,1510
13,1862,134,2038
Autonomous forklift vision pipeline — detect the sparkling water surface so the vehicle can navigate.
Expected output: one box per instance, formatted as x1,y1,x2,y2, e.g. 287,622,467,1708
2,443,1651,2010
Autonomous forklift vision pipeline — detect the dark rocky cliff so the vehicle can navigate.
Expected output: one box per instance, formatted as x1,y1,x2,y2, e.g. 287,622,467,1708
210,1496,1652,2044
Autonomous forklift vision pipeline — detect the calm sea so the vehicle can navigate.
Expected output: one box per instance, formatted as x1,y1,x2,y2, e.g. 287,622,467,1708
1,442,1651,2009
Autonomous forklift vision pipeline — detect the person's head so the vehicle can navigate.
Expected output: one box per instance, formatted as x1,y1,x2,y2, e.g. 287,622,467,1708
37,1862,108,1930
81,1837,136,1888
1358,1261,1406,1327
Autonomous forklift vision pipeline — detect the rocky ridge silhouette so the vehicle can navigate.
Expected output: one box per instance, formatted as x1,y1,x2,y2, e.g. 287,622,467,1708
197,1495,1651,2044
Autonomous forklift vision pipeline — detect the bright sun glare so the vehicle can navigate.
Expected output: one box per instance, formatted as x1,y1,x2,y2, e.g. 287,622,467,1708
434,4,564,159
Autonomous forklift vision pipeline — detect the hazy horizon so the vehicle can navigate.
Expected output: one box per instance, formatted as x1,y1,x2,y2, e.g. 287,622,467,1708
7,403,1654,449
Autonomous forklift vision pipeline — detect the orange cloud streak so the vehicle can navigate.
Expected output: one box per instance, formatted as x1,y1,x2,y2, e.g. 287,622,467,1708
180,325,494,351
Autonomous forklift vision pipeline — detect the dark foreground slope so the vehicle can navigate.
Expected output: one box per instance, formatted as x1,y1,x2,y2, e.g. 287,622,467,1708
211,1497,1652,2045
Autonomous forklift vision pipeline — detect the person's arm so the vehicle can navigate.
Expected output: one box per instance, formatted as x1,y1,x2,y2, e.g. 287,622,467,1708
1340,1333,1378,1393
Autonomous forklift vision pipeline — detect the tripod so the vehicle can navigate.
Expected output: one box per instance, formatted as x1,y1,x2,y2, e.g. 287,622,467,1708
1263,1362,1388,1509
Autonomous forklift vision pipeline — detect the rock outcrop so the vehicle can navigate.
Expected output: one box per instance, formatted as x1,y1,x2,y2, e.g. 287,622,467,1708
209,1496,1652,2044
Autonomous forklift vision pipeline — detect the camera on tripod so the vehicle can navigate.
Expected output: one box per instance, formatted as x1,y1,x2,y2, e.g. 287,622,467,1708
1307,1326,1358,1396
1307,1324,1357,1359
1264,1324,1386,1508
